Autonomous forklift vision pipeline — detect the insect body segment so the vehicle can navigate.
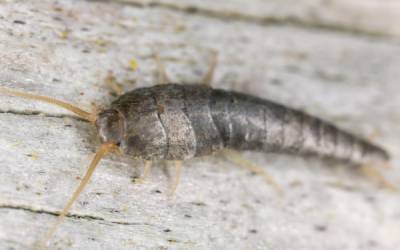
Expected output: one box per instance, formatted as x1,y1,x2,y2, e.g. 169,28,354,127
210,87,389,164
96,109,125,145
98,83,389,165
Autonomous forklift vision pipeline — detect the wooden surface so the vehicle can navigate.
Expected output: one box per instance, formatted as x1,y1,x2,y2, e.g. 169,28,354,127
0,0,399,249
117,0,400,37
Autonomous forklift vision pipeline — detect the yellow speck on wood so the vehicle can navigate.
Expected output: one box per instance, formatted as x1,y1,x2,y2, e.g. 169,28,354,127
29,152,39,160
59,30,69,39
129,58,138,71
95,38,108,47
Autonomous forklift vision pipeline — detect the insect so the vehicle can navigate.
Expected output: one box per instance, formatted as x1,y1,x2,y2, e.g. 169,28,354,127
0,55,392,248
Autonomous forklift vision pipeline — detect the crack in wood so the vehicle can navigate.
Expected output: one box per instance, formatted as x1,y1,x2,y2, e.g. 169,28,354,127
0,203,151,226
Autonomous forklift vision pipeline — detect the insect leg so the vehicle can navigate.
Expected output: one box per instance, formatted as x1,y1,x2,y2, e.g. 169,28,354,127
202,51,218,86
168,160,183,197
222,149,283,195
105,71,124,95
38,143,119,249
360,164,397,192
155,53,170,84
134,160,152,184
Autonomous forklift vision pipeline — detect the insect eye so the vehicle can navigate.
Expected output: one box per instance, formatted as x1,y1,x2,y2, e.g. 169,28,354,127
116,142,121,147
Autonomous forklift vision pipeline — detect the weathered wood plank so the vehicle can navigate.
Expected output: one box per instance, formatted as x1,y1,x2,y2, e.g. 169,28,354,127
118,0,400,37
0,0,399,249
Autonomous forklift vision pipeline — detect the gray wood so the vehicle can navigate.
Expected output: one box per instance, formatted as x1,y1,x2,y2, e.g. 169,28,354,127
0,0,399,249
118,0,400,37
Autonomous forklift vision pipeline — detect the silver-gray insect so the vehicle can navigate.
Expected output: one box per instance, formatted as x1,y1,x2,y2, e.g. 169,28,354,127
97,83,389,165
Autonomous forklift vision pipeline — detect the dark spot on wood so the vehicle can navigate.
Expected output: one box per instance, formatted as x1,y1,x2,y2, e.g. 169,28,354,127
185,6,198,13
163,229,171,233
191,201,206,207
314,225,327,232
219,199,229,205
52,16,63,22
130,175,140,183
82,49,91,54
184,214,192,218
64,124,72,127
88,237,96,241
365,195,375,204
80,201,89,206
300,193,308,199
13,20,25,25
249,229,257,234
314,69,345,82
270,78,282,85
52,78,61,82
167,239,178,243
53,6,63,12
285,64,300,73
289,180,303,188
153,189,162,194
109,208,120,213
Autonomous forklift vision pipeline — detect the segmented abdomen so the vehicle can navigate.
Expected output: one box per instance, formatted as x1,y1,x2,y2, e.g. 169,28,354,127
113,84,389,164
208,88,389,164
